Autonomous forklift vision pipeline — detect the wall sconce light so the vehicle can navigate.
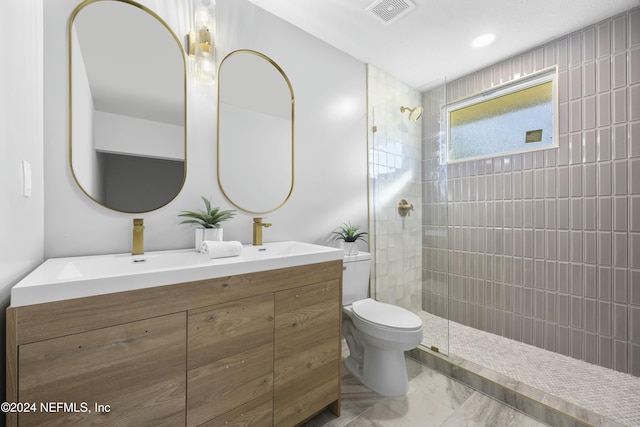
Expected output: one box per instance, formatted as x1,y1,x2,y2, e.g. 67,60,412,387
189,0,215,83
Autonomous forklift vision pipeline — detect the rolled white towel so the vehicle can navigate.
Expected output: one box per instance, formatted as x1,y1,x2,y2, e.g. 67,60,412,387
200,240,243,259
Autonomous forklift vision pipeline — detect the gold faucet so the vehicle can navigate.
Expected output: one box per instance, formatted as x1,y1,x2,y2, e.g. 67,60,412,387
252,217,272,246
132,218,144,255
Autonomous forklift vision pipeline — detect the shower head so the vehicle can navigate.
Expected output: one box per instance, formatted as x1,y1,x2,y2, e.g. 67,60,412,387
400,106,423,122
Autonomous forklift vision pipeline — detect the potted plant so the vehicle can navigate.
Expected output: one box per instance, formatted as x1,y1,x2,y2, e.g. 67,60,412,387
179,196,236,249
333,222,367,256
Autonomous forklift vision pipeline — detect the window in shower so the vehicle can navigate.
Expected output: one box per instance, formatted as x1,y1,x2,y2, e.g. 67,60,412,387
446,67,558,163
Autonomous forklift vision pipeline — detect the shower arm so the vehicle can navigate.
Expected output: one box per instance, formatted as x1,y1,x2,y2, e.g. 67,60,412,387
400,105,423,121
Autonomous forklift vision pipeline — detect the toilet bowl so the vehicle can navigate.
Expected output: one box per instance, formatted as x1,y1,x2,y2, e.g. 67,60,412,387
342,253,423,397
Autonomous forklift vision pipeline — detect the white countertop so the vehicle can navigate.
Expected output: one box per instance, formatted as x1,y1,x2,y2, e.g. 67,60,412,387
11,241,344,307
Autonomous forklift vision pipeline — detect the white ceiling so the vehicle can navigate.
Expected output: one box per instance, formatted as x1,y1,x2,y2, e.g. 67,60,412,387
248,0,639,90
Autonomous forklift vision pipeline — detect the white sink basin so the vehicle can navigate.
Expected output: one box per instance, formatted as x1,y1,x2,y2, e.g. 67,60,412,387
11,241,343,307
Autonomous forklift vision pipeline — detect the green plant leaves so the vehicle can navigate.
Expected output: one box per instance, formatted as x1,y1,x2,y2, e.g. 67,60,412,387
332,222,367,243
179,196,236,229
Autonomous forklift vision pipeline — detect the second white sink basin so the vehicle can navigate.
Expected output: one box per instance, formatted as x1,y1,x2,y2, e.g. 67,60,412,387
239,241,336,259
11,241,343,307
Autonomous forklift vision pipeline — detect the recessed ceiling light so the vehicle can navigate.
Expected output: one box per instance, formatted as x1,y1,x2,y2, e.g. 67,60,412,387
472,33,496,48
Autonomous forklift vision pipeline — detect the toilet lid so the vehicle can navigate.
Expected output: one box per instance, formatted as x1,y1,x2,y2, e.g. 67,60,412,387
351,298,422,330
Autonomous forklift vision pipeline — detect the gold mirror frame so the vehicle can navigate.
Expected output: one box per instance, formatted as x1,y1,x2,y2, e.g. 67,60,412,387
68,0,187,213
217,49,295,214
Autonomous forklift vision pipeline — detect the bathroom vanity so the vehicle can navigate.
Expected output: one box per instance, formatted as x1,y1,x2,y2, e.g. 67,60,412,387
6,243,343,427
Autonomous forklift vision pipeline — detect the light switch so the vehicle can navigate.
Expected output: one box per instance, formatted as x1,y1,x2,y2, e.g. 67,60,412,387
22,160,32,197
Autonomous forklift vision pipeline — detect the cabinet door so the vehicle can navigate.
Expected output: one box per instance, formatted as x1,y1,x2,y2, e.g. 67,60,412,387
187,294,274,426
274,279,341,426
18,312,186,426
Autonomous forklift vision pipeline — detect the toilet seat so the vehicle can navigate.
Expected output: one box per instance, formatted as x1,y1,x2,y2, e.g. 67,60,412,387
351,298,422,331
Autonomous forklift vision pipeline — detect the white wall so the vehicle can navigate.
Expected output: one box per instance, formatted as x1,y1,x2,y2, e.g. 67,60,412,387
0,0,44,406
44,0,368,257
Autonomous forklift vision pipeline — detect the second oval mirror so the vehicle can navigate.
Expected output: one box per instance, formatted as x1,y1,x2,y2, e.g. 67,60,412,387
218,50,294,214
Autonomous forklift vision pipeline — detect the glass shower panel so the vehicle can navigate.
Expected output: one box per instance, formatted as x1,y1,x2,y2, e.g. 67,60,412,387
368,94,423,316
367,65,449,357
421,81,449,355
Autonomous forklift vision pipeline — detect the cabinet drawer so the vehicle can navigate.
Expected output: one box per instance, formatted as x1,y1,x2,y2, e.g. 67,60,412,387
188,294,274,370
187,342,273,427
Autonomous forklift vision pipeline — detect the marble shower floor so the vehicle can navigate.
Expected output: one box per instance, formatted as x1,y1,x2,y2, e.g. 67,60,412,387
304,356,546,427
418,311,640,427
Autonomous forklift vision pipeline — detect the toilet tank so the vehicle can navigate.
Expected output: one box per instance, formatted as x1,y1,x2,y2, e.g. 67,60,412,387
342,252,371,305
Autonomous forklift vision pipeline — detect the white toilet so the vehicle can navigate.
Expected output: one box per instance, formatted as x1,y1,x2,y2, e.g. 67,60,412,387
342,252,423,396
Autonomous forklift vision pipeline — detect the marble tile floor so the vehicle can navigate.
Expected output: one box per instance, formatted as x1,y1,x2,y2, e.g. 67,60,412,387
417,311,640,427
303,356,547,427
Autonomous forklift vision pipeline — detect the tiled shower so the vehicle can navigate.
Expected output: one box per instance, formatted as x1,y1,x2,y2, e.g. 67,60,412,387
429,8,639,376
372,7,640,379
367,65,425,317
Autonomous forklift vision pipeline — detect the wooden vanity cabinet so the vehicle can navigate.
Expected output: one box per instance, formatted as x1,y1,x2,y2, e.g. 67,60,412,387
6,260,342,427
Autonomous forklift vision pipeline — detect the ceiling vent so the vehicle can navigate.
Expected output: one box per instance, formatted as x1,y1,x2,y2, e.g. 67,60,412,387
366,0,415,26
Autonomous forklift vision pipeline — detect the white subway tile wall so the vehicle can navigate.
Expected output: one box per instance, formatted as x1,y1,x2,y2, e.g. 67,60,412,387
367,66,424,314
422,8,640,376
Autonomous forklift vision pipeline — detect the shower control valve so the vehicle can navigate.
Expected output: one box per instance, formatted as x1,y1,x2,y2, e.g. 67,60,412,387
398,199,414,217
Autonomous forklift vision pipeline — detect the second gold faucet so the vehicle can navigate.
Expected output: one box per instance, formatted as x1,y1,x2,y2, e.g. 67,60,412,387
252,217,272,246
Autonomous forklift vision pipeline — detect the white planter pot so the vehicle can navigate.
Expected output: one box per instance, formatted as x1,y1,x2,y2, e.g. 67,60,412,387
341,241,359,256
195,228,223,250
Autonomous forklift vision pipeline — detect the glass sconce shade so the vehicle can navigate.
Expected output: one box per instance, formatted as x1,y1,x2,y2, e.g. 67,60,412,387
189,0,215,82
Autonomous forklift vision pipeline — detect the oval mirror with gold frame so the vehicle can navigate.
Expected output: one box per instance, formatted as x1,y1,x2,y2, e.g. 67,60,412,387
69,0,186,213
217,50,294,214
